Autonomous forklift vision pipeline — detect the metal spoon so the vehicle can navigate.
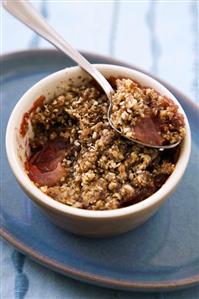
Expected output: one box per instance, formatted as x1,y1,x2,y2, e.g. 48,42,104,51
3,0,181,150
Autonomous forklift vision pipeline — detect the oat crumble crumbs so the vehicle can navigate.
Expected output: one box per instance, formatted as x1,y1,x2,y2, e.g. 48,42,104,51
111,79,185,146
24,78,183,210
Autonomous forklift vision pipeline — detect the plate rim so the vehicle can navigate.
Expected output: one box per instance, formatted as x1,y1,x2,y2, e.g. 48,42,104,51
1,48,199,291
1,227,199,292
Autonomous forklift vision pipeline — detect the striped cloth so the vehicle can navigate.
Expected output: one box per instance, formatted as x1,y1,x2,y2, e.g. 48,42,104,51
1,1,199,298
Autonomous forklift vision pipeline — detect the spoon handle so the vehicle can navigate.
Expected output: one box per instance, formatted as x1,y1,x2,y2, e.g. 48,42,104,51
3,0,113,99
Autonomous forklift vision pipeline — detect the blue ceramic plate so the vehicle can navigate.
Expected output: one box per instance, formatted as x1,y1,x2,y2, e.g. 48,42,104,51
1,50,199,292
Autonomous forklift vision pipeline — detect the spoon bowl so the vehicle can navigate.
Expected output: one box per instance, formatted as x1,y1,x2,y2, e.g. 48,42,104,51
107,105,181,150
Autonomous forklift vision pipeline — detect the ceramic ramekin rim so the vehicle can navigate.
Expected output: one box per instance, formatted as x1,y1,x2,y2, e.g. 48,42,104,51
6,64,191,219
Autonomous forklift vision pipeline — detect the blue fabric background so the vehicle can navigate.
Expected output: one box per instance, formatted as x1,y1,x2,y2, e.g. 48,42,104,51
1,1,199,298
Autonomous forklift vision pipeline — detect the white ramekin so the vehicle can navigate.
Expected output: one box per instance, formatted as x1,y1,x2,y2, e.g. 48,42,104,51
6,64,191,237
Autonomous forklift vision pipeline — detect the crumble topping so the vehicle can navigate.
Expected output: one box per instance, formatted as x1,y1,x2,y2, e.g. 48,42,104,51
111,79,185,146
24,78,183,210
